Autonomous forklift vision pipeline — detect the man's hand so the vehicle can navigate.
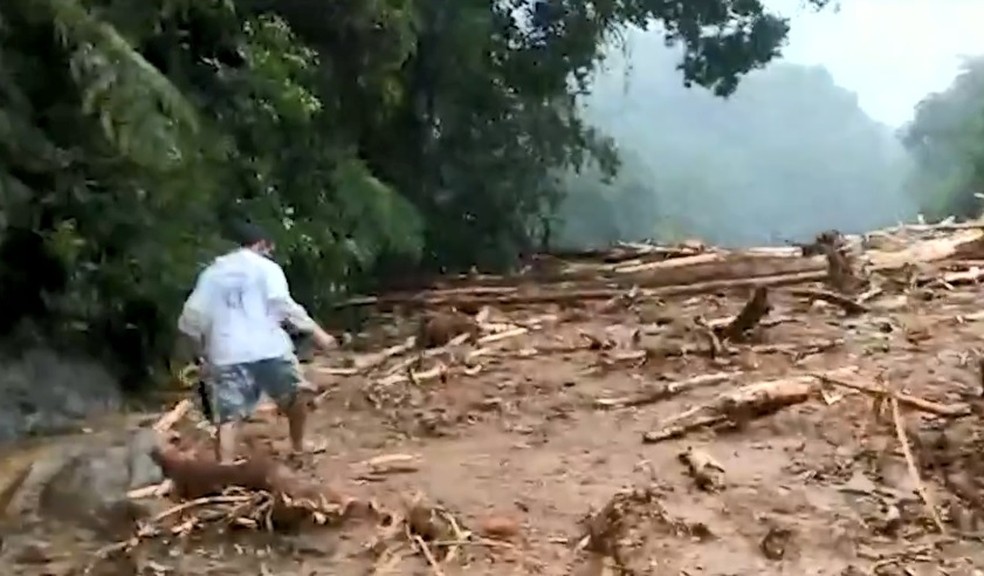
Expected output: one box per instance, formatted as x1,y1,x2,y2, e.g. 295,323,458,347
313,326,338,351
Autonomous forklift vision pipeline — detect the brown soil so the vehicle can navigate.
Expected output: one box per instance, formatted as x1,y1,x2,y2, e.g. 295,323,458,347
10,229,984,576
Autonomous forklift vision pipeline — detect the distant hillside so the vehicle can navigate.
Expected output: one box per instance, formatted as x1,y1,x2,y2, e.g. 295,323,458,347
557,30,916,248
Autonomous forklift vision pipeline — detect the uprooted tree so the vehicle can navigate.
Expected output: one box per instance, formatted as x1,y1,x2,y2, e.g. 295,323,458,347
0,0,834,384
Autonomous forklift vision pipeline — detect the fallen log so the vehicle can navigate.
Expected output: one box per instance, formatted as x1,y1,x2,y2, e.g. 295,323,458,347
335,256,827,309
868,228,984,270
149,445,362,528
343,269,829,309
336,227,984,309
355,453,422,479
931,265,984,287
613,252,722,274
355,337,417,370
642,368,858,444
618,254,825,289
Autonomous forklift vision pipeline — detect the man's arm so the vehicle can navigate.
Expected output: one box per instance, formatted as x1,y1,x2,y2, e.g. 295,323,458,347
264,262,337,351
176,269,212,359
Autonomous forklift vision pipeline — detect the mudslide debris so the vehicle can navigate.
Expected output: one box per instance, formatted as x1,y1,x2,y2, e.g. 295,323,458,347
42,216,984,575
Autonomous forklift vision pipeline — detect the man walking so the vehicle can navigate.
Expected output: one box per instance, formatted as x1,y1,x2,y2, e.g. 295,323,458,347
177,221,337,463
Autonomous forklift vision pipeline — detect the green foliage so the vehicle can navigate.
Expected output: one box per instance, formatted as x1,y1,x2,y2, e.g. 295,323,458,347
902,57,984,220
0,0,831,385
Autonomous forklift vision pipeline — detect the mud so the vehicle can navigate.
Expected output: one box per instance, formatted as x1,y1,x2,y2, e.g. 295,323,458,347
6,238,984,575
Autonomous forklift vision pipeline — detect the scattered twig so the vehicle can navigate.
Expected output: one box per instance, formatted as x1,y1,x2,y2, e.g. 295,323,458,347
412,534,447,576
593,372,740,409
788,288,869,315
818,374,970,417
890,397,946,533
126,479,173,500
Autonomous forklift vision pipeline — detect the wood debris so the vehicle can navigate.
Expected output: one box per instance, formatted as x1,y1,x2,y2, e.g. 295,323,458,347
642,368,859,443
678,447,725,491
593,372,739,409
63,217,984,574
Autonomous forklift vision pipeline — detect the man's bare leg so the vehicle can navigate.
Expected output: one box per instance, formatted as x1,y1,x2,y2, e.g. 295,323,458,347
215,421,238,463
285,393,307,454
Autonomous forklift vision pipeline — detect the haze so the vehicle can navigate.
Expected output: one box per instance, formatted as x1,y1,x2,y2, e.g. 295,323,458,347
558,1,982,248
775,0,984,127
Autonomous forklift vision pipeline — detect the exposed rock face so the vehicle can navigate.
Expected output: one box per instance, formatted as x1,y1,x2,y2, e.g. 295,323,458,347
25,429,164,538
0,347,122,443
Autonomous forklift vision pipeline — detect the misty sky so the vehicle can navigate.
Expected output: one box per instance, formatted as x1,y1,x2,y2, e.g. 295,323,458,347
771,0,984,127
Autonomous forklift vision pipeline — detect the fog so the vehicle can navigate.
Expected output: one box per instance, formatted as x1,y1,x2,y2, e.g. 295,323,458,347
557,29,920,248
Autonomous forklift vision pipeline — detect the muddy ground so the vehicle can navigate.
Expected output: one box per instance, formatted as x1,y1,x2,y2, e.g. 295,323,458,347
6,243,984,575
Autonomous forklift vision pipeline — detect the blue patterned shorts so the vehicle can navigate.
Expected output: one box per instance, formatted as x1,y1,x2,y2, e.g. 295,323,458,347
205,354,303,424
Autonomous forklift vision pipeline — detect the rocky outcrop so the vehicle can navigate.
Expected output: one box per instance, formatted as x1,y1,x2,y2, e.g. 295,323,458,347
2,428,164,540
0,347,122,443
35,428,163,537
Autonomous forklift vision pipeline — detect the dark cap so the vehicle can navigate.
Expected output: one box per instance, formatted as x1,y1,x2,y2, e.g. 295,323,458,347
229,220,271,247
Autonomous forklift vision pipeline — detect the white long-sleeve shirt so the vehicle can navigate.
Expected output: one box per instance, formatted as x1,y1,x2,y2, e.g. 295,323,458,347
177,248,316,366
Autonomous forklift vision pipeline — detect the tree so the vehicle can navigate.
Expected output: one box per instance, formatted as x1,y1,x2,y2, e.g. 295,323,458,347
902,56,984,220
0,0,835,382
559,32,914,248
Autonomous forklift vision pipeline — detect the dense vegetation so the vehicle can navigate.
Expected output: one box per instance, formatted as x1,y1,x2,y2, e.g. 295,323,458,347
558,30,916,248
0,0,832,385
903,56,984,221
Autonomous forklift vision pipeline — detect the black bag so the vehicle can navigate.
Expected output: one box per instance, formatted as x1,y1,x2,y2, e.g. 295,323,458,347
197,377,214,423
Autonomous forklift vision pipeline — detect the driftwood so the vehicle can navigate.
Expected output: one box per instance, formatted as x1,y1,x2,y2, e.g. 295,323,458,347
642,368,858,444
678,447,725,491
718,286,770,342
613,252,721,274
356,453,422,478
817,374,970,417
788,288,869,315
930,265,984,288
149,445,362,529
154,400,192,434
868,228,984,270
344,270,828,309
593,372,740,409
336,222,984,310
336,254,827,309
151,446,287,499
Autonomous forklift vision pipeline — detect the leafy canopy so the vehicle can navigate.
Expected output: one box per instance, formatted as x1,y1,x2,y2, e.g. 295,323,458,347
902,56,984,220
0,0,831,384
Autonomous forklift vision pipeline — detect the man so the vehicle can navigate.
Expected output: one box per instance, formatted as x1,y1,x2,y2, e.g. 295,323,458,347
177,221,337,463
